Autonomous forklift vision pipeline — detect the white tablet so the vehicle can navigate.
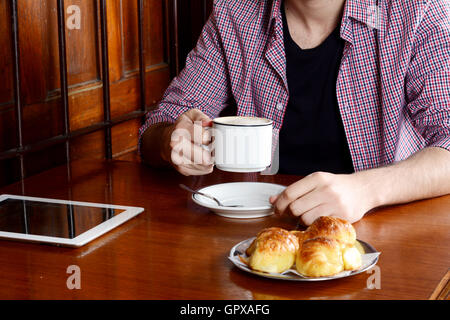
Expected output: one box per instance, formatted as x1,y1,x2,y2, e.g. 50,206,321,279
0,194,144,247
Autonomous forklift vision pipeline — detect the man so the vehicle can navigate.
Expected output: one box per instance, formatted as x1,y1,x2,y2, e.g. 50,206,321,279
139,0,450,225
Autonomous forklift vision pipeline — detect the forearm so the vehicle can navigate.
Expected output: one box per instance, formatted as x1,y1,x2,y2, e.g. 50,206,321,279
140,122,173,167
355,147,450,210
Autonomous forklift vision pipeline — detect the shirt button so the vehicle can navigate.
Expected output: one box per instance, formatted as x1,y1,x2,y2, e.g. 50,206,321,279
276,102,283,111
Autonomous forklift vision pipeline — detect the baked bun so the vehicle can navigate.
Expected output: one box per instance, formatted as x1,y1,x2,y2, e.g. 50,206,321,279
290,230,307,249
305,216,356,245
244,217,362,277
341,243,362,270
248,227,299,273
295,216,362,276
295,237,344,277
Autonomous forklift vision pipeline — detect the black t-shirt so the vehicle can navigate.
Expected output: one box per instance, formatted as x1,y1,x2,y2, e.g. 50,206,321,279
278,6,354,175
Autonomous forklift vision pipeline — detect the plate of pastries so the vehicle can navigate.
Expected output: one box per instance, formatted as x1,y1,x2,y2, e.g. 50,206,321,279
229,216,380,281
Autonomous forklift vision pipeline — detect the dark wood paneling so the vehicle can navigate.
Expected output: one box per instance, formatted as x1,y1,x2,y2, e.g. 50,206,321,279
21,99,64,146
17,0,51,105
111,118,141,157
104,0,123,83
0,158,20,188
70,130,105,161
0,0,173,187
0,0,215,188
65,0,100,86
122,0,166,73
0,108,17,152
0,0,14,107
24,143,67,179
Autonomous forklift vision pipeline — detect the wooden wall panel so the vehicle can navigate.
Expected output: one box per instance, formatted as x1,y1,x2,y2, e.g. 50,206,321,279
0,158,20,188
0,0,173,188
17,0,100,100
0,0,14,107
17,0,52,105
65,0,100,86
0,109,17,152
24,143,67,179
70,130,105,162
144,0,167,66
22,99,64,146
122,0,166,74
111,119,141,157
68,82,104,131
105,0,123,83
110,66,170,118
0,0,215,188
64,65,170,132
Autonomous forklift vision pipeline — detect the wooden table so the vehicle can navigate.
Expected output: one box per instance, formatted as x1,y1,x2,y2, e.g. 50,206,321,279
0,160,448,299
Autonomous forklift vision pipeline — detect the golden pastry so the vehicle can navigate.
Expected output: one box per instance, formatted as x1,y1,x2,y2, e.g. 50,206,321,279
244,217,362,277
247,227,299,273
245,237,257,257
290,230,307,249
341,243,362,270
304,216,357,245
295,237,344,277
295,216,362,276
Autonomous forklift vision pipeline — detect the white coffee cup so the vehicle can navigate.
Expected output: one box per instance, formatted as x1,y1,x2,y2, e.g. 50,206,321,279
211,116,273,172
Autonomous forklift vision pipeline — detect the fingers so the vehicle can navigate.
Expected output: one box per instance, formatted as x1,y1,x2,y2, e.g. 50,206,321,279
269,195,278,204
273,191,331,225
182,142,213,165
183,109,213,129
299,205,329,226
273,172,333,215
287,190,322,217
176,116,212,145
272,172,366,226
168,109,216,176
171,138,213,166
185,108,212,124
176,164,214,176
273,175,318,215
164,109,215,176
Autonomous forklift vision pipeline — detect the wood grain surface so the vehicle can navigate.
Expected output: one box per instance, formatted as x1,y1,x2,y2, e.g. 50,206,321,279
429,270,449,300
0,160,448,299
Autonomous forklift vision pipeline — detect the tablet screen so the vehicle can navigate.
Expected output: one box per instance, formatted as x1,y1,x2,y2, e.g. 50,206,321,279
0,198,124,239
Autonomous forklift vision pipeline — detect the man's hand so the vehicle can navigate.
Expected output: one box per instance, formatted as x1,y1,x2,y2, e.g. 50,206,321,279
162,109,214,176
270,172,375,226
270,147,450,226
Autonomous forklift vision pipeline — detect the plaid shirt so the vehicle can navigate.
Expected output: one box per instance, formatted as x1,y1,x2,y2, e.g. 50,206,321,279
139,0,450,172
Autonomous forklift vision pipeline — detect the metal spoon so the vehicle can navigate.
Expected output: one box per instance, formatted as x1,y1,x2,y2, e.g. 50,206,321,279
179,184,244,207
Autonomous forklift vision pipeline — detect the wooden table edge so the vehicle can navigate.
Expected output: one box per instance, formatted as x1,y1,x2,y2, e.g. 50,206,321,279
429,269,450,300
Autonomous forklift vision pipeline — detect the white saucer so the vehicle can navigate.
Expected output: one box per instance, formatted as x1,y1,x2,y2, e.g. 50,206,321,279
191,182,286,219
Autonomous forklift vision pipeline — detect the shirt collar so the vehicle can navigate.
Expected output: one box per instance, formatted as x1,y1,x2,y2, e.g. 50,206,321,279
269,0,383,43
343,0,384,27
341,0,384,43
270,0,282,23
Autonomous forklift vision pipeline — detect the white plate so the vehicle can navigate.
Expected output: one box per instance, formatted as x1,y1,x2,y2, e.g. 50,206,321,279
191,182,286,219
229,237,380,281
